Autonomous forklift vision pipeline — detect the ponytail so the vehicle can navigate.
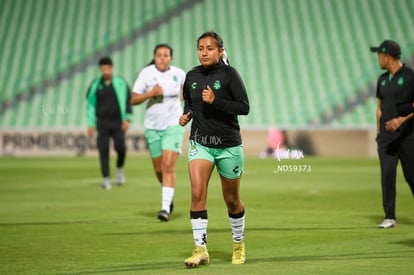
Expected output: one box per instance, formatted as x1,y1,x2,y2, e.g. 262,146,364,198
221,49,230,66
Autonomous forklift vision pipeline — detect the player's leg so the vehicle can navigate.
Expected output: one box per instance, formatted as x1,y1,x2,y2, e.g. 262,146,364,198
160,150,178,187
157,150,178,219
220,176,246,264
399,138,414,196
112,127,126,185
184,142,214,267
158,125,185,219
151,157,163,184
220,176,244,216
217,145,246,264
145,128,179,221
144,128,163,183
152,154,173,221
145,128,172,220
97,127,111,189
377,146,399,228
189,158,214,210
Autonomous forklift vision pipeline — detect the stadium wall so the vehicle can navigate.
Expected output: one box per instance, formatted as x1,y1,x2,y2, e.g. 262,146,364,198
0,129,377,158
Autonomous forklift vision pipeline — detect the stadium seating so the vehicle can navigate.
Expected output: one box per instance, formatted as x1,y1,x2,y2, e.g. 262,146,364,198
1,0,413,129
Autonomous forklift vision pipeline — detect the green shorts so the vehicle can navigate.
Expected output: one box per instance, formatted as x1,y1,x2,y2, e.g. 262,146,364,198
145,125,185,158
188,141,244,179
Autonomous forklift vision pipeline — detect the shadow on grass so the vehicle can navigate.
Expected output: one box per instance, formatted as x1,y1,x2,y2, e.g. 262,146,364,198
7,213,412,230
140,211,185,221
55,262,190,274
103,225,375,236
0,220,376,237
56,250,413,275
364,214,414,225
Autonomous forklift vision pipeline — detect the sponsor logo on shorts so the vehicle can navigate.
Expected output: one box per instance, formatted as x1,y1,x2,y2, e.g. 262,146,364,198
189,145,198,156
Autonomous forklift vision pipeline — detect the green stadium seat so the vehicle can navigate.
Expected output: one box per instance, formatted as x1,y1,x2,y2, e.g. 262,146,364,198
1,0,413,129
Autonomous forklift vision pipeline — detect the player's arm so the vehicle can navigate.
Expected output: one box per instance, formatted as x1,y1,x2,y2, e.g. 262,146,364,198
86,82,97,137
376,99,382,134
179,70,186,102
386,75,414,131
131,70,163,105
131,85,163,105
125,86,133,116
180,86,184,101
122,86,132,132
206,70,249,115
179,79,192,126
385,112,413,132
397,102,414,117
396,76,414,116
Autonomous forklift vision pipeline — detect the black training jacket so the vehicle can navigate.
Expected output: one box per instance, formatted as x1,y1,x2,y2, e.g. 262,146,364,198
183,62,250,148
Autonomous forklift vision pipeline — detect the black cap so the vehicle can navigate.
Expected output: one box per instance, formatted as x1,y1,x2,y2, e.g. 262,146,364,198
370,40,401,59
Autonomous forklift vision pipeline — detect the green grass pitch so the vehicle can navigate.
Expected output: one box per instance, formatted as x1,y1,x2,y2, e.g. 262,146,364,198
0,156,413,274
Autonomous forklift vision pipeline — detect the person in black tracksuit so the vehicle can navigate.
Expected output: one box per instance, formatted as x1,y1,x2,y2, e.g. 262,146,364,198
179,32,249,267
370,40,414,228
86,57,132,189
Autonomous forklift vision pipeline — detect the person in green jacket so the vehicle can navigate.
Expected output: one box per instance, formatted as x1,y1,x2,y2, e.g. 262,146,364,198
86,57,132,189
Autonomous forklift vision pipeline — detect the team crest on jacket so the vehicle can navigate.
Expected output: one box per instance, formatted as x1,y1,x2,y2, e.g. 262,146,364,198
213,80,221,90
191,82,197,90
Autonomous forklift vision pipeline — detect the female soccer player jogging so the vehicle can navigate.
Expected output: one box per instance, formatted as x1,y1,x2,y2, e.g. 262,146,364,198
132,44,186,222
179,31,250,267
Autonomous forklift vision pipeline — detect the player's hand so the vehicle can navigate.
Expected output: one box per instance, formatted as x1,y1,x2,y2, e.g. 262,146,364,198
151,84,163,97
202,85,215,104
385,117,402,132
87,127,95,137
179,112,192,126
121,120,130,132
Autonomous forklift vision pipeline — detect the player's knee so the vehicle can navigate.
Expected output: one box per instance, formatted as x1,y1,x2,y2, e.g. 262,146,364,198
191,189,206,202
224,197,241,212
161,162,175,175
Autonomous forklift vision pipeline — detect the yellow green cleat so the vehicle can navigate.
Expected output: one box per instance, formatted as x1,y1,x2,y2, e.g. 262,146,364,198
232,241,246,264
184,246,209,268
